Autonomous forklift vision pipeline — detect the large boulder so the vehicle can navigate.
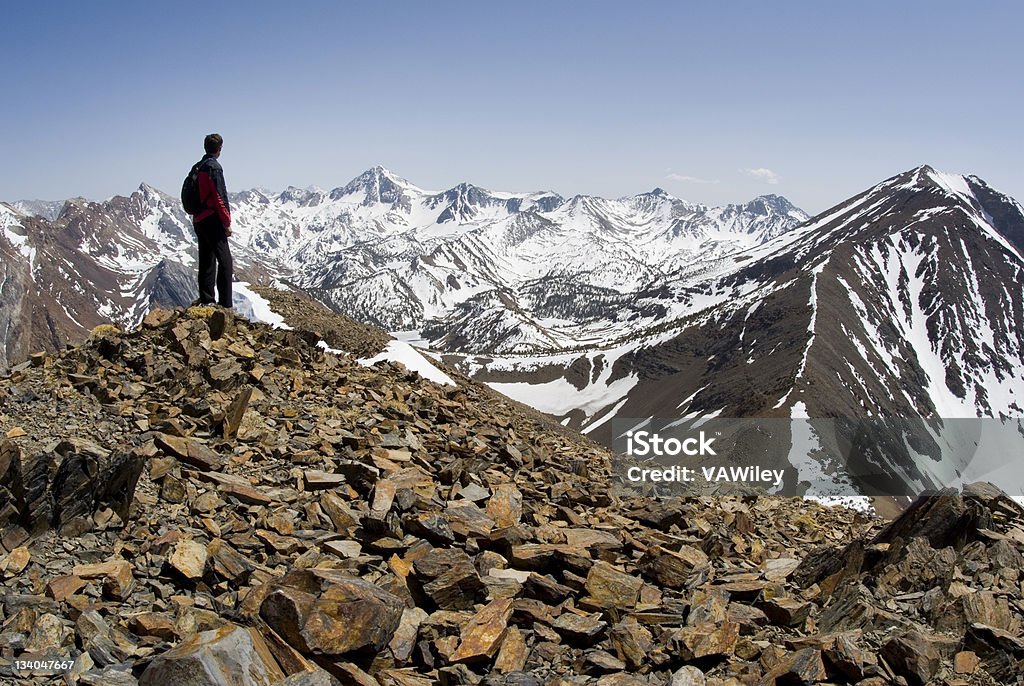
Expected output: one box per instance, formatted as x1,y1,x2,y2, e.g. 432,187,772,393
138,623,284,686
259,568,405,657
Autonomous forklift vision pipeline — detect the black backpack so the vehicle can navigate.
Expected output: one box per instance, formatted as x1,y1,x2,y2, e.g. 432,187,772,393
181,162,203,215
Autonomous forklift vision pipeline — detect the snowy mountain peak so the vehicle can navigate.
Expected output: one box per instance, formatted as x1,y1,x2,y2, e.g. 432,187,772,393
433,181,493,203
355,165,414,187
430,183,495,223
136,182,170,205
888,165,976,200
879,166,1024,255
737,194,808,220
368,164,399,178
749,193,794,208
276,186,323,206
331,165,420,203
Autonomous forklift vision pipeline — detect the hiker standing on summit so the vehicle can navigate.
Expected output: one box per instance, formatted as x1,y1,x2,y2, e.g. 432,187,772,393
189,133,234,308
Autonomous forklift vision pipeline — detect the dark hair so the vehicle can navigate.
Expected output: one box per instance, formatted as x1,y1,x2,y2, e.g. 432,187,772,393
204,133,224,155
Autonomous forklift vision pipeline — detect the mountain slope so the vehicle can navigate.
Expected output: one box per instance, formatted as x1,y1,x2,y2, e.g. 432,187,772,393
447,166,1024,497
460,166,1023,424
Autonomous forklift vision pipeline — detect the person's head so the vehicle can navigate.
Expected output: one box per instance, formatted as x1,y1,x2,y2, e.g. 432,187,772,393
204,133,224,157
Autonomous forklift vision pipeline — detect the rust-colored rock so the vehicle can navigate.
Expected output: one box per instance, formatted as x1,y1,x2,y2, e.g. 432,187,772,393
169,538,209,579
222,386,253,439
73,559,135,600
585,561,643,609
953,650,980,674
259,568,405,656
487,483,523,528
880,631,942,686
493,626,529,673
759,647,827,685
640,545,709,589
671,621,740,660
450,597,514,663
129,612,178,641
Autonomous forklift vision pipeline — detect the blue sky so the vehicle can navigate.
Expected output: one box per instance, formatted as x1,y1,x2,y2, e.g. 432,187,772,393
2,1,1021,213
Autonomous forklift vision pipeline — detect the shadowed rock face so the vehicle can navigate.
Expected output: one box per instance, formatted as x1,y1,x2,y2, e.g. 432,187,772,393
0,303,1022,684
0,436,145,543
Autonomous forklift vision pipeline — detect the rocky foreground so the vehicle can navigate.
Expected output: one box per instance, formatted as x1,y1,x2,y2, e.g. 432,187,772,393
0,305,1022,686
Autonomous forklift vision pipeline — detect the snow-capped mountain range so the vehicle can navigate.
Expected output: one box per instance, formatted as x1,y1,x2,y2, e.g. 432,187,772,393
3,164,1023,499
0,185,273,366
1,167,808,367
468,166,1024,423
226,166,809,352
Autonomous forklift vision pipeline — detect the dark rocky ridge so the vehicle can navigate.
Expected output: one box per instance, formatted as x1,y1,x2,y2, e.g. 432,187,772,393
0,305,1021,685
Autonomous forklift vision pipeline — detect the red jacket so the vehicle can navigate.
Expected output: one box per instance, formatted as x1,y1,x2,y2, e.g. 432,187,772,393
193,155,232,228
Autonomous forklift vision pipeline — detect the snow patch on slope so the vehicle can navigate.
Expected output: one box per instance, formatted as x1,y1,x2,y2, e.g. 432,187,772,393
926,168,1022,260
1,205,36,268
232,280,455,387
487,374,638,418
360,340,456,387
233,282,292,329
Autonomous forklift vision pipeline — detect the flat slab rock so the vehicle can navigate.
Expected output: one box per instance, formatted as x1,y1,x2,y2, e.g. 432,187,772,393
451,598,515,663
169,539,209,579
584,561,643,609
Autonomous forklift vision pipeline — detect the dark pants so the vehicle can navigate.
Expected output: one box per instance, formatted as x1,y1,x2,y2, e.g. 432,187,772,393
195,215,233,307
